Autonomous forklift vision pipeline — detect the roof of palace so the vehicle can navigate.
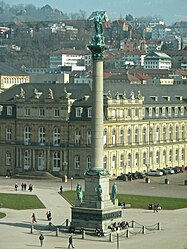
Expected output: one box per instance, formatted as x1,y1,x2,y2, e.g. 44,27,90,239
0,62,28,76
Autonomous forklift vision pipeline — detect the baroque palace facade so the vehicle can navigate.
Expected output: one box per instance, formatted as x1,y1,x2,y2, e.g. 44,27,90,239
0,82,187,178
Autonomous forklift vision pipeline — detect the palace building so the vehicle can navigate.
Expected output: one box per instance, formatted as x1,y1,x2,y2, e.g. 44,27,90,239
0,82,186,178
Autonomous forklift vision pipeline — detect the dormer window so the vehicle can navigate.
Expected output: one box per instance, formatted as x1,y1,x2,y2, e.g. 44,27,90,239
87,108,92,118
174,107,178,116
181,106,184,116
0,105,3,115
76,107,83,117
155,107,159,117
7,106,12,116
162,107,166,116
149,107,152,117
168,107,171,116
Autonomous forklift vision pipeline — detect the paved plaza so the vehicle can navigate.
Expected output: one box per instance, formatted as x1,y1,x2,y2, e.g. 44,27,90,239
0,174,187,249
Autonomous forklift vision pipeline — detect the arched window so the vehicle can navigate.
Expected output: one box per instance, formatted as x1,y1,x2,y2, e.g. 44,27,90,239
24,150,30,169
38,151,44,170
169,149,172,162
182,126,185,140
39,127,45,145
143,152,146,165
163,150,166,164
103,129,107,145
135,128,139,144
156,151,160,164
149,151,153,166
103,156,107,169
156,127,160,142
175,149,179,161
127,128,131,144
128,153,131,167
87,130,91,145
182,148,185,161
53,151,60,170
135,153,139,167
120,154,124,168
149,128,153,143
163,127,166,142
112,129,116,145
24,126,31,145
142,128,146,144
112,155,116,169
175,126,179,140
53,127,60,146
120,129,124,145
169,127,172,141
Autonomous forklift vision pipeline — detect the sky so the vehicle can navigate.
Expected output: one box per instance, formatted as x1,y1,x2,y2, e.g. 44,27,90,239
4,0,187,25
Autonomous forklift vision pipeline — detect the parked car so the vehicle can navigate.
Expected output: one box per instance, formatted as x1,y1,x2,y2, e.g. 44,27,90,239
147,170,163,176
176,166,185,173
117,174,127,181
172,167,181,173
157,168,167,175
164,168,175,174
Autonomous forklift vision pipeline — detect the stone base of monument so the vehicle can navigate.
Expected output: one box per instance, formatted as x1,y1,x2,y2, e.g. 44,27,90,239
71,173,122,231
71,206,122,231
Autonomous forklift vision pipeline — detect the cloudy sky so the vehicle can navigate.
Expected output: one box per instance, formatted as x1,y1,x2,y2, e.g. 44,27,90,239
5,0,187,24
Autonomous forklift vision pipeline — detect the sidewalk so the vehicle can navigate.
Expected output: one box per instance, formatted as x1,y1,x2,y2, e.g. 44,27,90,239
0,184,187,249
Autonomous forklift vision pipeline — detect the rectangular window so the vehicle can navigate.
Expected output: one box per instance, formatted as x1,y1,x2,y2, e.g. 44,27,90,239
74,155,80,169
87,108,92,118
25,108,30,116
119,109,124,118
181,106,184,116
54,109,60,117
39,108,45,116
0,105,3,115
135,109,138,117
6,127,12,141
112,109,116,118
76,107,83,117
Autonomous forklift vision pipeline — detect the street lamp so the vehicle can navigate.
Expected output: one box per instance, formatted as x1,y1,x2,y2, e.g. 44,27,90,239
116,228,120,249
145,164,150,183
70,177,73,191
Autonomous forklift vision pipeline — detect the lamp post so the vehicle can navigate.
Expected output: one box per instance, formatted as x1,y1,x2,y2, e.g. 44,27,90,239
184,167,187,185
116,228,120,249
145,164,150,183
70,177,73,191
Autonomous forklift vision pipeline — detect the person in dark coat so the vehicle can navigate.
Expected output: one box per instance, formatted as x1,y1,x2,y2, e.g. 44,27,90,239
68,235,74,248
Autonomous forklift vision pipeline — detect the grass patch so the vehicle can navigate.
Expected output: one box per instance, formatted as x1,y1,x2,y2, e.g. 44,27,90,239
118,194,187,210
61,191,187,210
60,191,76,206
0,212,6,218
0,193,45,210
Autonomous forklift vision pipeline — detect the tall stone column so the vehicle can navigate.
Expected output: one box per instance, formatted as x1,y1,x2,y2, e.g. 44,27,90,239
91,59,104,171
71,11,122,231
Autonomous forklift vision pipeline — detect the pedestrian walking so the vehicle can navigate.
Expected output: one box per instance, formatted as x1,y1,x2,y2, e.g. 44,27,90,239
15,183,18,191
31,213,37,223
68,235,74,248
39,233,44,247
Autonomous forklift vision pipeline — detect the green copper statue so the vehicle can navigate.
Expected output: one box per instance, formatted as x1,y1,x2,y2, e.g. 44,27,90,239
89,11,109,47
